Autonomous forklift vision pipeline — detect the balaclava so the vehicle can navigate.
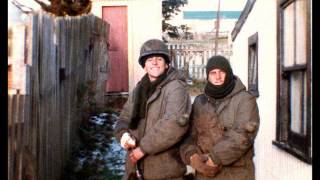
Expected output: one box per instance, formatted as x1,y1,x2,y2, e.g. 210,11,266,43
205,55,236,99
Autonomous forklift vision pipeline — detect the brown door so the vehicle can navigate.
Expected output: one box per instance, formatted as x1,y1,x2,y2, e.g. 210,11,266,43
102,6,128,93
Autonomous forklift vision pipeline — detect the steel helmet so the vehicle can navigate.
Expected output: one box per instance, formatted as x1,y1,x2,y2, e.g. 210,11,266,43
138,39,170,67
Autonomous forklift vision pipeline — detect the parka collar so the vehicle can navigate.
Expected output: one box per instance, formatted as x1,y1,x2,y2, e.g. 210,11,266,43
157,67,186,88
225,76,246,98
145,67,185,104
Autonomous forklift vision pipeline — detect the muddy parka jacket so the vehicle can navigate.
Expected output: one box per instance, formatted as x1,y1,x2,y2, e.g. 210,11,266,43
180,76,260,180
115,67,192,180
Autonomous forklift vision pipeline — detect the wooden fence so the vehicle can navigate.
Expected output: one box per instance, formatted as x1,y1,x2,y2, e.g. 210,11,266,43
8,12,109,180
167,41,232,80
8,95,30,180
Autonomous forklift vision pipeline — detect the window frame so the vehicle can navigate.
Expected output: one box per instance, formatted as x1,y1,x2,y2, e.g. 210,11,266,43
248,32,259,97
273,0,312,164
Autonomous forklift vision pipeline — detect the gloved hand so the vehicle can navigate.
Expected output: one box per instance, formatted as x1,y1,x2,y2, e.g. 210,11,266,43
205,154,221,174
120,132,136,150
190,153,220,177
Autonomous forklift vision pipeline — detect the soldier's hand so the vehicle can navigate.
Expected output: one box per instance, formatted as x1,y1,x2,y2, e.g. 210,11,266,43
129,147,145,164
205,155,216,167
205,155,222,175
190,153,218,177
120,132,136,150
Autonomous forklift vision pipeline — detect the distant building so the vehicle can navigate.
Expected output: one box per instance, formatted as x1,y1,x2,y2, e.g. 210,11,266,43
172,0,247,33
181,10,241,34
230,0,312,179
165,8,241,80
167,7,241,37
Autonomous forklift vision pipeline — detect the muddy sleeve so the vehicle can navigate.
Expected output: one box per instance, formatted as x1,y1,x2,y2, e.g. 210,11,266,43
139,85,191,155
114,91,134,142
179,98,201,164
209,95,260,166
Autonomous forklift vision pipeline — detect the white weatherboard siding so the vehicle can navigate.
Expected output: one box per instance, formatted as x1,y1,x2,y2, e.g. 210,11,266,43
230,0,312,180
92,0,162,91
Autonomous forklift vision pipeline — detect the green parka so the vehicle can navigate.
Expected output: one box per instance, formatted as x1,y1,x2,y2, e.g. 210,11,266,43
180,76,260,180
115,67,191,180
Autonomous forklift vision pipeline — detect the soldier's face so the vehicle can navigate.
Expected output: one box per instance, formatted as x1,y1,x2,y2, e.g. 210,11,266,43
144,56,168,82
208,68,226,85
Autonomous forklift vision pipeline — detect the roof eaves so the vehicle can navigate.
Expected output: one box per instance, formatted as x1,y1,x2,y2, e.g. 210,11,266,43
231,0,257,41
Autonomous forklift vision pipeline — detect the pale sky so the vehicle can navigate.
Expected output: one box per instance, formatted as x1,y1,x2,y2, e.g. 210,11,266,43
182,0,247,11
8,0,42,11
168,0,248,33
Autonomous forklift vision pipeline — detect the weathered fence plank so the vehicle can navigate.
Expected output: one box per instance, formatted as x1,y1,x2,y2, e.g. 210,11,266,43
8,95,29,180
8,12,109,180
8,95,13,180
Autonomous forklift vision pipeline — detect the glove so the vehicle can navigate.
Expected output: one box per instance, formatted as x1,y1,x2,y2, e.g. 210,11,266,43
185,165,196,176
190,153,219,177
205,155,222,174
120,132,136,150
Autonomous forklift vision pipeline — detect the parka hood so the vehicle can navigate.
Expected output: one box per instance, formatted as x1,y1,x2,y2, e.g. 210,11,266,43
224,76,246,99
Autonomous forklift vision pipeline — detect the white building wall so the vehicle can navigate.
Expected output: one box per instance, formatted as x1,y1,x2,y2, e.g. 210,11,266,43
230,1,312,180
8,1,31,95
91,0,162,91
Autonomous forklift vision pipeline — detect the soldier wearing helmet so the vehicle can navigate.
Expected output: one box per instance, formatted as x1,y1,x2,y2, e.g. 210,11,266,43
115,39,192,180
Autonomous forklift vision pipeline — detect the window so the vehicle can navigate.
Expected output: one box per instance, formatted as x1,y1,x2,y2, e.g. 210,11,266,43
248,32,259,97
273,0,311,164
